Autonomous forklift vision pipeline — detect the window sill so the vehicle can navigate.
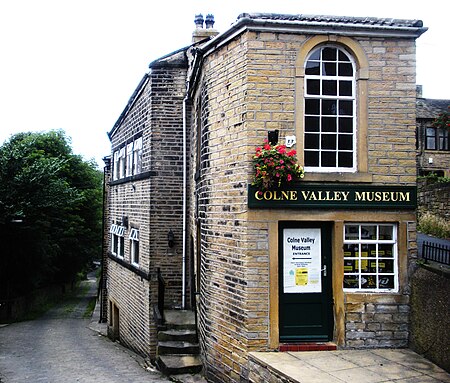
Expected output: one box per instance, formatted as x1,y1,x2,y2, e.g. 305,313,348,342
303,172,373,183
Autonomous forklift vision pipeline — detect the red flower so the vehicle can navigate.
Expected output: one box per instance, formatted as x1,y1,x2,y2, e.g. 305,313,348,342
287,174,292,182
287,149,296,157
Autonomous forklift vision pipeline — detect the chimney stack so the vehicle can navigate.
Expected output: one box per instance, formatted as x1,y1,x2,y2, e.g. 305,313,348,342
192,13,219,43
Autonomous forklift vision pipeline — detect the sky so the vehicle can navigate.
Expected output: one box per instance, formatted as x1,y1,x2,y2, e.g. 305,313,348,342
0,0,448,168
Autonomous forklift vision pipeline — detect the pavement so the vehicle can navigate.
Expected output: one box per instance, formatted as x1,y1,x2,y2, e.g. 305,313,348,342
251,349,450,383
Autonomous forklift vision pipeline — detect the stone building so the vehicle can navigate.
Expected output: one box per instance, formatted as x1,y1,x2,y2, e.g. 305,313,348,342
416,88,450,177
103,12,427,382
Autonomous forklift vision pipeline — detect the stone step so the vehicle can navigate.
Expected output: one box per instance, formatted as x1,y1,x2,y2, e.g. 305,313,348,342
158,329,197,343
158,340,200,355
163,309,196,331
156,355,203,376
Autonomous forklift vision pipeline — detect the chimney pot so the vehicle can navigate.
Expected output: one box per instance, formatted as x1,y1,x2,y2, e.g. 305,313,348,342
205,14,215,29
194,14,204,29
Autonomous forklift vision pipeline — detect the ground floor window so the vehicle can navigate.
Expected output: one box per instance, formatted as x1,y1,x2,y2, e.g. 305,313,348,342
343,223,398,292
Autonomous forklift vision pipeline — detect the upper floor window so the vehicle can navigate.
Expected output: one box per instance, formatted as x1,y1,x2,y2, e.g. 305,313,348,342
304,46,356,172
112,135,143,181
426,126,449,151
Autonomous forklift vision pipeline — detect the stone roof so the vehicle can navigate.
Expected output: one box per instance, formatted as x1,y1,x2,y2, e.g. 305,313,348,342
237,13,424,28
416,98,450,119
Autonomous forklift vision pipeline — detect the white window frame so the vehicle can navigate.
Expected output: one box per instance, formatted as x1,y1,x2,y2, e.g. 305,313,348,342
126,142,134,177
110,224,125,258
133,137,143,175
118,147,126,179
113,151,120,181
129,228,139,266
343,223,398,293
304,45,357,173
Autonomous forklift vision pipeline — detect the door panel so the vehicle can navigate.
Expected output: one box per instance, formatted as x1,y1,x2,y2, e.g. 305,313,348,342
279,222,333,342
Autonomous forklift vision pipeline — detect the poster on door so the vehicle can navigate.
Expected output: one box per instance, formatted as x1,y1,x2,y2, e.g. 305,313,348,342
283,228,322,293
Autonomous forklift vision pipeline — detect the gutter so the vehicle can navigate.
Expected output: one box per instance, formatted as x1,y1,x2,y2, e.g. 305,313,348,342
182,95,188,309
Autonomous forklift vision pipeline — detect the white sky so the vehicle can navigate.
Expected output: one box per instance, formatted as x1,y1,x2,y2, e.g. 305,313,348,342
0,0,448,167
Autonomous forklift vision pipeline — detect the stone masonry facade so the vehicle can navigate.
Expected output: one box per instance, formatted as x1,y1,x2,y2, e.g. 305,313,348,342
104,13,425,382
187,15,423,382
105,51,189,358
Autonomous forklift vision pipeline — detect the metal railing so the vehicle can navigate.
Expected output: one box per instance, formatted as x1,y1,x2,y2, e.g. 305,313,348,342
156,267,165,325
422,241,450,266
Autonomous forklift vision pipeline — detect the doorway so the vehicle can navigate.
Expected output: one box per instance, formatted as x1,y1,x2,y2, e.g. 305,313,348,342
278,222,333,342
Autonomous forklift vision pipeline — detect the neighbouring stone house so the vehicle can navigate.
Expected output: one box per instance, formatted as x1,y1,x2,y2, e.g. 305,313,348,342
102,13,427,382
416,88,450,177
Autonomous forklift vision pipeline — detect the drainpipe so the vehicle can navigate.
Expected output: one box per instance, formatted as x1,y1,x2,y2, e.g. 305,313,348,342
182,96,188,309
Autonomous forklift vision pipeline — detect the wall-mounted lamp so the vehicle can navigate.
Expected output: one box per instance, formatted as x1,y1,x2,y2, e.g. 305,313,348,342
168,230,175,248
268,130,279,145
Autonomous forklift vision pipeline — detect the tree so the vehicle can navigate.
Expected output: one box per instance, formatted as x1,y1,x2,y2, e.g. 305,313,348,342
0,130,103,300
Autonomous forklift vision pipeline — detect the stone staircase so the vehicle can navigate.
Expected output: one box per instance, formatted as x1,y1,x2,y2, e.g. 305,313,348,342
155,310,203,376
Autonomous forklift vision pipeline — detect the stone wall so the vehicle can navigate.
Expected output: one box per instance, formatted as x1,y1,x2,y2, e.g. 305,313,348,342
410,266,450,372
418,181,450,220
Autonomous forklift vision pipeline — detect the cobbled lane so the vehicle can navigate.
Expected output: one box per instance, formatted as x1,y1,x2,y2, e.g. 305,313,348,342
0,272,172,383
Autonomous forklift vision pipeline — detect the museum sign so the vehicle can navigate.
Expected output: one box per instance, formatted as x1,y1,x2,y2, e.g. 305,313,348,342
248,184,417,209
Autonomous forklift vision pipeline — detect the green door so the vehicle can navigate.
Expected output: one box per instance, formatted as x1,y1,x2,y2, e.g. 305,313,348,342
279,222,333,342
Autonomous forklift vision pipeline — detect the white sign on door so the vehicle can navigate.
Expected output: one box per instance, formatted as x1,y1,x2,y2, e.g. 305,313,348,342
283,228,322,293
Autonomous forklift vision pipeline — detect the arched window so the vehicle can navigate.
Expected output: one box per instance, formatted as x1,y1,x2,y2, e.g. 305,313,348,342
304,46,356,172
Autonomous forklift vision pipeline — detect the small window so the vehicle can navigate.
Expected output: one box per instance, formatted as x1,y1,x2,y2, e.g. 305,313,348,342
129,228,139,265
426,126,449,151
110,224,126,258
126,142,134,177
133,137,143,175
343,223,398,292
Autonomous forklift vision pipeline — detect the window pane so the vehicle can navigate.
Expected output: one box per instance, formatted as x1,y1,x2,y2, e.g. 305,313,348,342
361,275,377,289
305,60,320,75
345,225,359,240
322,100,337,115
339,80,353,96
338,152,353,167
305,134,319,149
323,80,337,96
339,117,353,133
323,62,336,76
322,134,337,150
344,243,358,256
309,50,321,60
379,225,393,240
378,275,394,289
361,225,377,239
343,275,359,289
338,50,350,61
338,63,353,76
322,47,336,61
306,79,320,95
321,151,336,167
305,151,319,166
338,134,353,150
426,137,436,150
322,117,336,132
379,259,394,273
305,99,320,115
344,259,358,273
379,244,394,258
338,100,353,115
305,116,320,132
